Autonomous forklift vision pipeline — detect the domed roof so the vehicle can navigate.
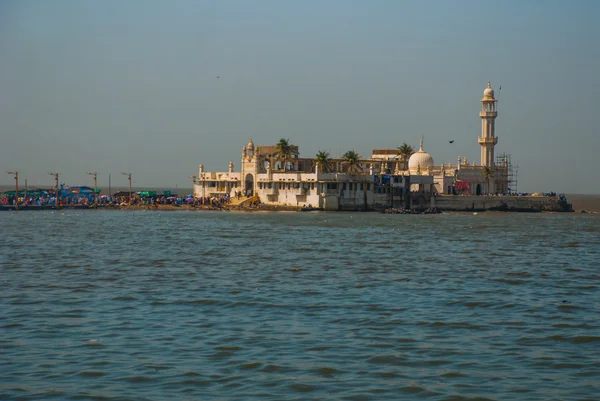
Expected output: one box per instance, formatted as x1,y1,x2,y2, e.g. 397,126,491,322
247,138,254,150
408,139,434,174
482,81,495,100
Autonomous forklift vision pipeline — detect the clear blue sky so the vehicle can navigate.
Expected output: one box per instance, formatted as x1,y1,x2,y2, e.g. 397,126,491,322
1,0,598,193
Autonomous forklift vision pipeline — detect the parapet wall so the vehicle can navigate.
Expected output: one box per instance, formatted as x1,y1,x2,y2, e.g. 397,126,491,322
433,195,571,212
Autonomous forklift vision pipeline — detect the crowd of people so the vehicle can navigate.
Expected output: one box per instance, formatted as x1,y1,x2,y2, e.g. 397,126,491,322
0,192,238,209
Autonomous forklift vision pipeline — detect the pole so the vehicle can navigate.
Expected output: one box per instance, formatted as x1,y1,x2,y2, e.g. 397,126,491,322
87,172,98,207
24,179,27,204
109,173,112,197
188,175,197,198
7,171,18,210
49,172,59,208
121,172,132,204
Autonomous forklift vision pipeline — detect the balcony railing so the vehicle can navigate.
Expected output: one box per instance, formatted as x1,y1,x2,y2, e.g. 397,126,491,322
478,137,498,144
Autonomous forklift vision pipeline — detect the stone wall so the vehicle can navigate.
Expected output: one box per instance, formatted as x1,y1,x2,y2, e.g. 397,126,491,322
433,195,571,212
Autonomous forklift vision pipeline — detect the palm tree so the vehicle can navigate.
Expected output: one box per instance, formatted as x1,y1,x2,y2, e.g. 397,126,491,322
342,150,362,174
274,138,298,171
482,166,494,194
396,143,415,169
313,150,333,173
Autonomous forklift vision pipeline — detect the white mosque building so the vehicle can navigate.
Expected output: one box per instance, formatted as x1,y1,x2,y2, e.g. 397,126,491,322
192,81,511,210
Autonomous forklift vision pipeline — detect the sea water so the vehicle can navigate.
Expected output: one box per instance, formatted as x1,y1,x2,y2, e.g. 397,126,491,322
1,210,599,400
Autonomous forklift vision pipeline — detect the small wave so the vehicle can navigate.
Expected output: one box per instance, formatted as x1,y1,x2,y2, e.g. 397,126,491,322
288,383,316,393
84,342,105,347
558,304,582,311
183,371,201,377
367,354,407,365
10,299,45,305
400,383,426,394
373,371,399,378
177,379,211,386
553,363,586,369
422,321,486,330
261,364,295,373
292,247,313,252
493,278,524,285
306,345,331,351
239,361,262,370
464,301,493,308
505,271,533,277
120,376,154,383
2,323,24,329
112,296,137,301
440,371,467,378
146,365,171,371
215,345,242,351
549,335,600,344
552,322,596,329
77,371,106,377
177,298,226,306
313,366,344,376
208,351,235,359
370,343,394,349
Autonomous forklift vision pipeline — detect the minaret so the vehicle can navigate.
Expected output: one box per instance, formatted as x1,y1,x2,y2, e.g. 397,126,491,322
478,81,498,166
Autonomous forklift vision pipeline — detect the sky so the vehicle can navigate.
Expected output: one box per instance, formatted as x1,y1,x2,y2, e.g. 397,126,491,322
1,0,599,193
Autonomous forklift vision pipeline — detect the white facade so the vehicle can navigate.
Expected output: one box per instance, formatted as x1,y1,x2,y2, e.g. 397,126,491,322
193,144,410,210
478,81,499,167
192,81,510,209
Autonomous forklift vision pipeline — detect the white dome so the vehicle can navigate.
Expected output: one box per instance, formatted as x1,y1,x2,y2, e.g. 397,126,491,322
483,81,495,99
408,139,434,174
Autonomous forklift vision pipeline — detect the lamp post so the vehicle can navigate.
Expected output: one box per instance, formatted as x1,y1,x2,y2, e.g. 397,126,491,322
87,172,98,207
6,171,18,210
188,175,197,197
121,172,132,204
49,172,60,208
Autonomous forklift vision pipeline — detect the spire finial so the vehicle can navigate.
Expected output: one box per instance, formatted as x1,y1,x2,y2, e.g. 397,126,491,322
419,137,424,151
487,80,491,88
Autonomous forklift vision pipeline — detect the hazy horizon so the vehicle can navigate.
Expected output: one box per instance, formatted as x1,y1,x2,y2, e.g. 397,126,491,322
1,1,599,193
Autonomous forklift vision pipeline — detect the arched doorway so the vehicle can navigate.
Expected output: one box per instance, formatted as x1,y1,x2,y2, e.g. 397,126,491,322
476,184,482,195
245,174,254,195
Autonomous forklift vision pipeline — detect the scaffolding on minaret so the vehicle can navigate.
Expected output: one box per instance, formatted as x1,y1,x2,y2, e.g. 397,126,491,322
496,153,518,193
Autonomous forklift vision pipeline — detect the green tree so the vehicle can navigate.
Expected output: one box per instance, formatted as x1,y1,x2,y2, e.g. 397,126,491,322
313,150,333,173
482,166,494,194
342,150,362,174
396,143,415,169
274,138,298,171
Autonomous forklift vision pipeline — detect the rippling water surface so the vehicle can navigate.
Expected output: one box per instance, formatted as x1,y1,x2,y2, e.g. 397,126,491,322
1,210,599,401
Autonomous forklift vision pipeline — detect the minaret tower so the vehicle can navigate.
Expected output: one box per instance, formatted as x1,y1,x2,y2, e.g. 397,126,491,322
478,81,498,166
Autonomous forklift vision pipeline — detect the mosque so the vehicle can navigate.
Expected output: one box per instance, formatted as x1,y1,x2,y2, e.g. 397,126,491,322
192,81,513,210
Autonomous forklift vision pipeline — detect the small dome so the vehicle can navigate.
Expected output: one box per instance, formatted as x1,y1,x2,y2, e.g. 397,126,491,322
408,139,434,174
482,81,495,100
247,138,254,150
